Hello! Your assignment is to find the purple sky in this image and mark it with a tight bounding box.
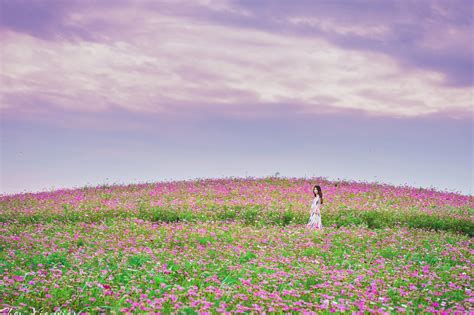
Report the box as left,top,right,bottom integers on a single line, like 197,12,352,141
1,0,473,195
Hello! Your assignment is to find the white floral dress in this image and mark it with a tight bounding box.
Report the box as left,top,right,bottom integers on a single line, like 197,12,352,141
307,195,322,229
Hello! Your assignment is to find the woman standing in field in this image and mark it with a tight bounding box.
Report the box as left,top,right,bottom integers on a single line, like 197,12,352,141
307,185,323,229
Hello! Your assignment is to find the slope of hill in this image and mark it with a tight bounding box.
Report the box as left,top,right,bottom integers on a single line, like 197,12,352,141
1,177,473,313
1,177,472,235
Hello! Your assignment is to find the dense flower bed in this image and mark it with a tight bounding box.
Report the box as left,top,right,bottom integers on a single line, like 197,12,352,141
1,177,472,234
1,177,473,313
1,220,473,314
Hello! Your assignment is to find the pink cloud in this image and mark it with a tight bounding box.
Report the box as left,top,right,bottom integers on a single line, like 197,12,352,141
1,1,472,124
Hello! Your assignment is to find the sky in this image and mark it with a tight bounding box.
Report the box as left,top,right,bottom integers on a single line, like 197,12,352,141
1,0,473,196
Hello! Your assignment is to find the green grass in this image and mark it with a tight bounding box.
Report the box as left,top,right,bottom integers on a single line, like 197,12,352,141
1,203,472,236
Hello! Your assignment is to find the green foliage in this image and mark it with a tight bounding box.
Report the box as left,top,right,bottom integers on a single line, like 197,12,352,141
241,205,260,224
26,252,71,269
150,206,180,222
239,251,257,264
1,200,472,236
216,205,238,220
324,208,473,236
282,208,294,226
127,254,151,268
380,247,399,259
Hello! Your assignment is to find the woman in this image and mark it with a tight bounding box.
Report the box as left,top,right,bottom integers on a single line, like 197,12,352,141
307,185,323,229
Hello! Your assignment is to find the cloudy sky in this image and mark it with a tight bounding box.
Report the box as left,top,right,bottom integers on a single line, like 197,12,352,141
1,0,473,195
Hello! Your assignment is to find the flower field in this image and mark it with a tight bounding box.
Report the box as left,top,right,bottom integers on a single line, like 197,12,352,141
1,177,473,314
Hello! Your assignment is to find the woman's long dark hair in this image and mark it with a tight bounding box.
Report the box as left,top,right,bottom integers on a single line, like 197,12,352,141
313,185,323,204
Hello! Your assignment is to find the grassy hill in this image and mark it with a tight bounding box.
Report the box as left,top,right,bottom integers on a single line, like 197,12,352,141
1,177,473,313
1,177,472,235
